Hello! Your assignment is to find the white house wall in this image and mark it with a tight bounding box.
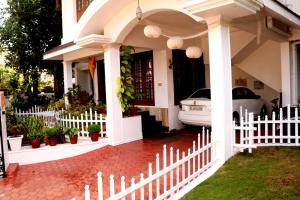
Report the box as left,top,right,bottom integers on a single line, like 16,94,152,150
238,40,282,92
153,50,169,108
232,66,279,112
61,0,77,44
75,63,91,94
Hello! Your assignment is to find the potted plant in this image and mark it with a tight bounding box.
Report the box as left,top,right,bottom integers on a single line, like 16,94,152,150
87,124,100,142
43,127,59,146
63,127,79,144
7,133,23,151
27,130,43,148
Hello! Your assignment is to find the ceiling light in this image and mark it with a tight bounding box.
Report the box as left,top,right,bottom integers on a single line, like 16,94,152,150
144,25,162,38
167,37,184,49
186,46,202,59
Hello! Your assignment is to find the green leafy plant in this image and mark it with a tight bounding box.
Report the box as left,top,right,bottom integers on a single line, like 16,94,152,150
43,127,59,138
63,127,79,137
66,85,92,106
16,116,44,137
27,130,43,140
49,98,65,111
117,46,135,113
87,124,101,133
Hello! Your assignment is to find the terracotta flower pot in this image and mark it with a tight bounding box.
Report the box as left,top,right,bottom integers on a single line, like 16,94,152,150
90,132,99,142
70,136,78,144
31,139,40,148
48,137,57,146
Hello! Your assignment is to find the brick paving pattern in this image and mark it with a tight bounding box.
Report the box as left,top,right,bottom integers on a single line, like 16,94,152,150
0,131,199,200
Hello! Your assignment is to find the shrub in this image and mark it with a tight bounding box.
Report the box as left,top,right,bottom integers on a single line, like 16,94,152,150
63,127,79,137
43,127,59,138
27,130,43,140
16,116,44,137
49,98,65,111
87,124,100,133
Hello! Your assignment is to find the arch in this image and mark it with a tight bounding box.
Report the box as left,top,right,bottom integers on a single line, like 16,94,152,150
75,0,203,43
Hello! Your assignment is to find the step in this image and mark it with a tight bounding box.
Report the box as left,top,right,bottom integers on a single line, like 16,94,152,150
6,163,19,178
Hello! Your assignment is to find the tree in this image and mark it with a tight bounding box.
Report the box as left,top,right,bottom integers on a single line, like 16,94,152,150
0,0,63,99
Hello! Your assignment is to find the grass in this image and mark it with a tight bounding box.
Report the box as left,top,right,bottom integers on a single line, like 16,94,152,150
182,147,300,200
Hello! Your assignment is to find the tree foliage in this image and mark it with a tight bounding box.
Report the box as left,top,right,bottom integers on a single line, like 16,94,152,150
0,0,62,98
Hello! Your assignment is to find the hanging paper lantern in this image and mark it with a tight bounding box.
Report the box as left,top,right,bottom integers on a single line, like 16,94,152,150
167,37,184,49
186,46,202,59
144,25,161,38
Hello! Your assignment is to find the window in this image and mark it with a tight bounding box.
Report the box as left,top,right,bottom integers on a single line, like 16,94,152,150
132,51,154,106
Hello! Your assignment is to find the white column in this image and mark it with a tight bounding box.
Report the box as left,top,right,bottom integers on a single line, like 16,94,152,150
104,44,123,145
63,61,73,105
93,65,99,104
61,0,77,44
281,42,292,106
0,91,9,171
207,16,233,163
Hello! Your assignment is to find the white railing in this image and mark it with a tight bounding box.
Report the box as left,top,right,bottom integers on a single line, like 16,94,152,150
15,106,107,139
79,129,218,200
56,109,106,138
15,106,56,127
233,105,300,153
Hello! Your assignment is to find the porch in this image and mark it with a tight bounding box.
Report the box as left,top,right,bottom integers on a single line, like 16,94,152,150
0,131,199,200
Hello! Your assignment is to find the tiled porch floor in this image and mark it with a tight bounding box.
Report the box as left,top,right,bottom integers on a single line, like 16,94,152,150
0,131,199,200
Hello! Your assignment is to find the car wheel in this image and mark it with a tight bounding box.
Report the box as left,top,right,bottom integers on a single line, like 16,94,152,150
260,105,267,120
233,112,240,126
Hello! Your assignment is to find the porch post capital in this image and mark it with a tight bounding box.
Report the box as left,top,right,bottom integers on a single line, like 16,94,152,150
205,15,231,29
104,43,121,51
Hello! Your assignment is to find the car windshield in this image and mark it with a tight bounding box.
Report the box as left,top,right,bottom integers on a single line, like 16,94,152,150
190,89,211,99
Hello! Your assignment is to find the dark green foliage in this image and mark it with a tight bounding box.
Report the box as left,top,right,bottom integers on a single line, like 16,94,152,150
63,127,79,137
15,116,44,140
43,127,59,138
27,130,43,140
0,0,63,99
11,94,52,110
67,85,93,106
87,124,100,133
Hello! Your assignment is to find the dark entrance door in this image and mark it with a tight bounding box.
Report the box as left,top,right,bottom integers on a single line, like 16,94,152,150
96,60,106,104
172,49,206,105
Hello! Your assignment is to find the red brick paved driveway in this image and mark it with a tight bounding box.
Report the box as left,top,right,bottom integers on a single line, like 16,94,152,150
0,131,199,200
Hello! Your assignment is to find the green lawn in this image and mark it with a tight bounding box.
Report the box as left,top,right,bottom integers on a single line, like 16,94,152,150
182,147,300,200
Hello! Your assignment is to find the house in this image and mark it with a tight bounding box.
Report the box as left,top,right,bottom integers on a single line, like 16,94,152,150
44,0,300,164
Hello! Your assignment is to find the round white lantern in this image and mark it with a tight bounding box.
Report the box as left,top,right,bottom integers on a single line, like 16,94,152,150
144,25,162,38
167,37,184,49
186,46,202,59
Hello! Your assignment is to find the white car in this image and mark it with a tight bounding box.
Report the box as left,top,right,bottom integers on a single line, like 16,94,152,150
178,86,266,126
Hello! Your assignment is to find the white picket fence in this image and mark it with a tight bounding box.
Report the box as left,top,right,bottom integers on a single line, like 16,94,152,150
15,106,57,127
79,129,217,200
15,106,107,139
57,109,106,138
233,105,300,153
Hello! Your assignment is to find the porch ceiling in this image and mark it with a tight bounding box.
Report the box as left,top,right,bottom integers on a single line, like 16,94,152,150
143,11,207,37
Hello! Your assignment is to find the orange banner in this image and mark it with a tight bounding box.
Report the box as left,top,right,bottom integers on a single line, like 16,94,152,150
88,56,96,80
1,93,4,111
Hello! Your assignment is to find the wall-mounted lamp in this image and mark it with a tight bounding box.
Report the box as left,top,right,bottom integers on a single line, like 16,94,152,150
168,59,173,69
